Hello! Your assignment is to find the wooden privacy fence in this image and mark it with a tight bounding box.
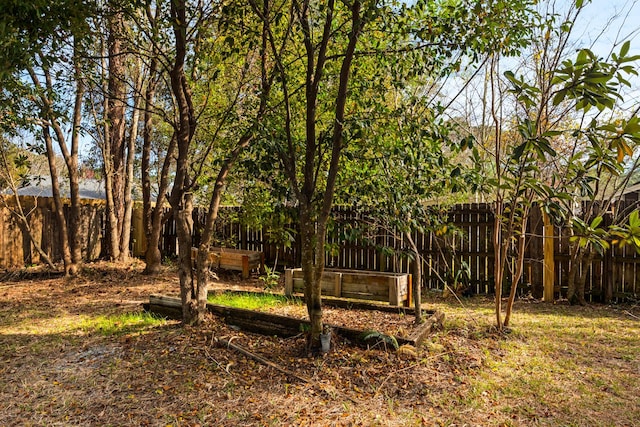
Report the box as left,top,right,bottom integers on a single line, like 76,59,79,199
0,196,103,269
3,196,639,302
136,203,639,302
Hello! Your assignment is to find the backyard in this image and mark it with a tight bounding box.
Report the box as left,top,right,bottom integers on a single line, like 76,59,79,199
0,261,638,426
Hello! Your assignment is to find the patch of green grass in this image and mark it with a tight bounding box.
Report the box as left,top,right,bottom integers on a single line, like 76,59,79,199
80,311,167,336
207,292,303,311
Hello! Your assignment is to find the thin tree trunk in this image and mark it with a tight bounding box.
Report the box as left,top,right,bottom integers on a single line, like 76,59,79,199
99,27,120,262
567,243,581,304
406,231,422,323
503,221,528,327
300,205,323,350
169,0,198,324
119,60,143,262
143,135,175,275
493,200,504,330
141,52,167,275
568,248,590,306
575,251,593,305
43,127,73,273
27,65,75,274
66,45,84,268
107,8,128,259
0,142,57,269
193,0,273,320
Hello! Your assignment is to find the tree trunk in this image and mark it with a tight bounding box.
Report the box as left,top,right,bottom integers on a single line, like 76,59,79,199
175,194,198,324
252,0,363,352
504,223,527,327
493,200,504,330
406,231,422,323
104,7,128,260
119,60,143,262
568,248,590,306
300,205,323,349
43,128,73,273
169,0,199,324
27,63,78,275
66,148,82,268
100,24,119,262
141,53,168,275
66,45,84,269
567,244,584,305
191,0,273,319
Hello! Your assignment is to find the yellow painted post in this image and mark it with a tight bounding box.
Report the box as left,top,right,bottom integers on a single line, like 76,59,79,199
543,212,555,302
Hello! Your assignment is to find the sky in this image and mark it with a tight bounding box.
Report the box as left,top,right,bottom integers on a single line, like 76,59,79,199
442,0,640,125
573,0,640,57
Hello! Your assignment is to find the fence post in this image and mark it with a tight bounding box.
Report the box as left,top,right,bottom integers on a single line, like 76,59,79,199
528,205,544,298
543,211,555,302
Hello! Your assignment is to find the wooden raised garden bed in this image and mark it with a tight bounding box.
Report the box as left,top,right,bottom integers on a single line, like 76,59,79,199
284,268,411,306
191,247,264,279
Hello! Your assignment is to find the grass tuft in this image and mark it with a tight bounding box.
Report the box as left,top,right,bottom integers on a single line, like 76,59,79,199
207,292,303,311
80,311,167,336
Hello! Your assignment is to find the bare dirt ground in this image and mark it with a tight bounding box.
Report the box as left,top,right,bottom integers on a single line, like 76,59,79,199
1,260,638,426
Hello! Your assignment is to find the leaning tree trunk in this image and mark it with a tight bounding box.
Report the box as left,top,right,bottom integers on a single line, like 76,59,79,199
43,128,72,273
0,132,57,269
5,200,56,269
192,3,272,317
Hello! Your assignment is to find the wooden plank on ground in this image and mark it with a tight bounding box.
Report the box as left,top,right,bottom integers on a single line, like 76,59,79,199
407,311,445,346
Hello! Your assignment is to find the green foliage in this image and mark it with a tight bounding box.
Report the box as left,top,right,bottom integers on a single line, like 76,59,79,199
361,330,399,350
239,184,296,254
0,0,93,79
611,210,640,254
259,266,281,290
552,42,640,112
569,216,610,255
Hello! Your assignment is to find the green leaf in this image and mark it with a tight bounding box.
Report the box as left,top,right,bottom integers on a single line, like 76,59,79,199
620,40,630,58
589,216,603,229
